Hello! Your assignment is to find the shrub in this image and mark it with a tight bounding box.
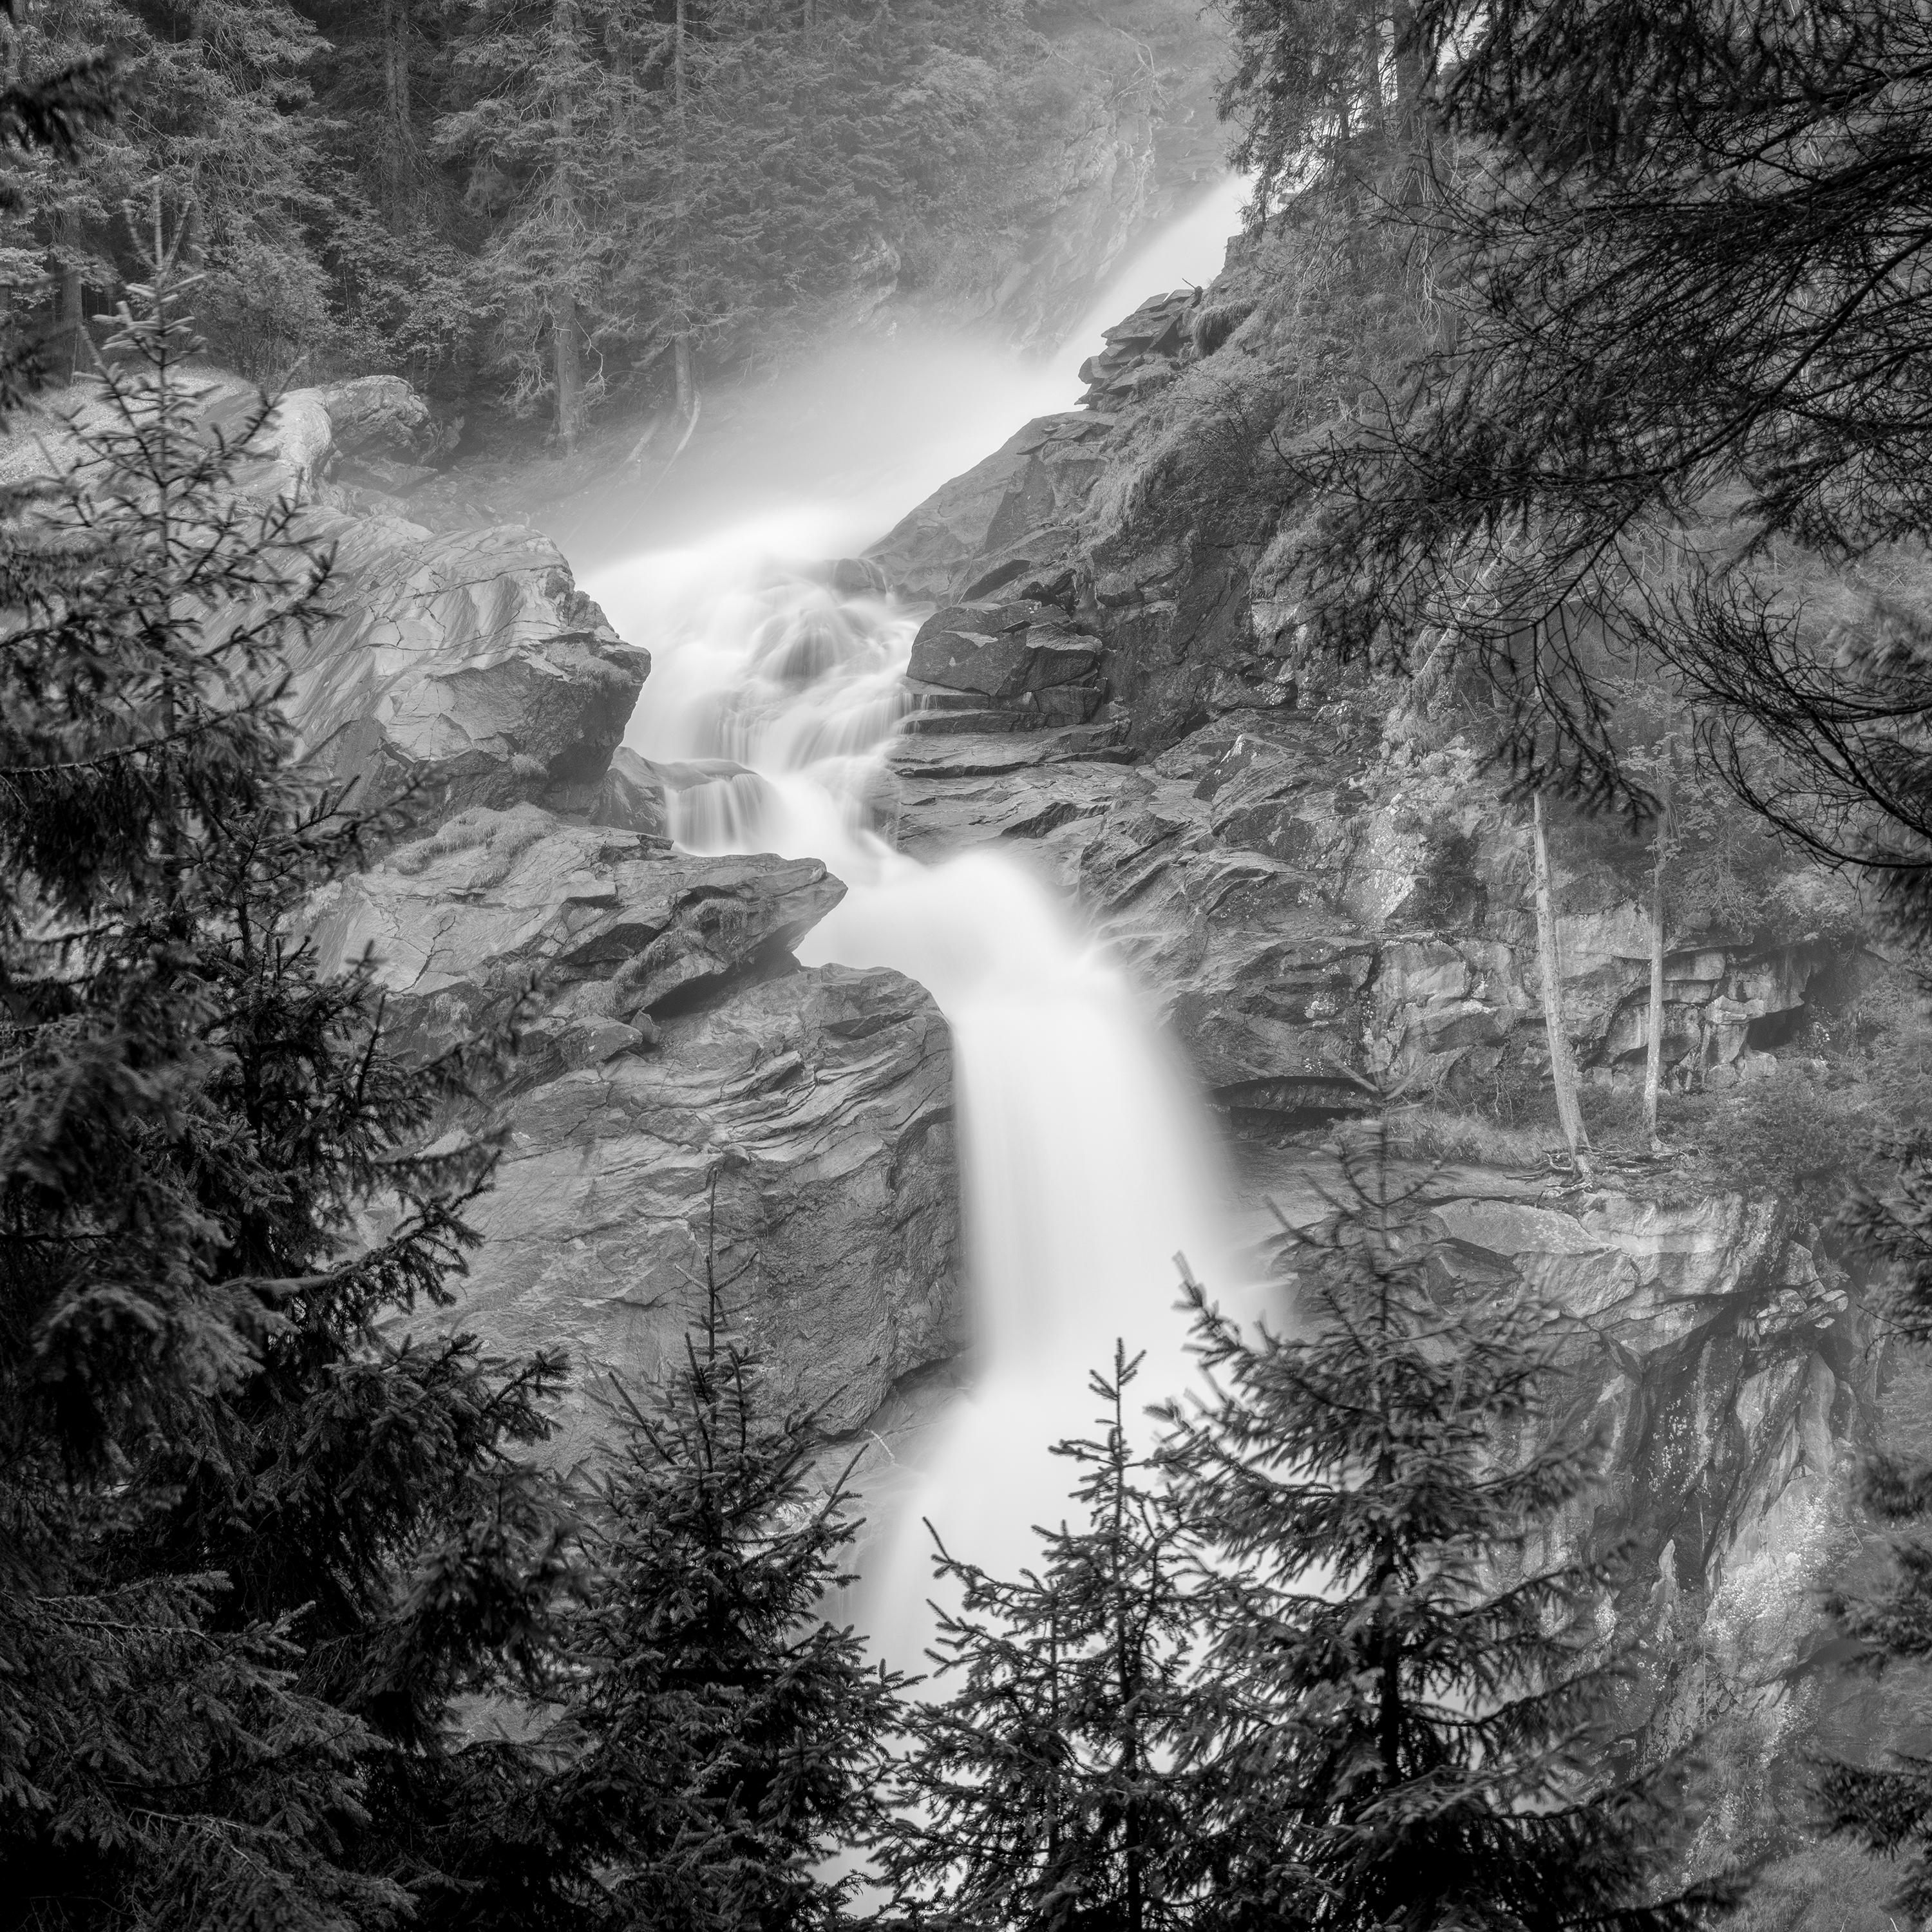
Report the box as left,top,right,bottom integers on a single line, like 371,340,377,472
1696,1070,1869,1210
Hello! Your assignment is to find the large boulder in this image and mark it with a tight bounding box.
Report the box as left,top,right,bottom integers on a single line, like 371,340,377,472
305,803,844,1050
905,597,1108,735
909,600,1102,699
443,960,958,1463
283,516,650,826
309,803,962,1457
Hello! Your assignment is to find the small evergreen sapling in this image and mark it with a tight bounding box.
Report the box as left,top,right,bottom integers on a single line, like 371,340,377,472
888,1343,1203,1932
1160,1155,1723,1932
536,1200,905,1932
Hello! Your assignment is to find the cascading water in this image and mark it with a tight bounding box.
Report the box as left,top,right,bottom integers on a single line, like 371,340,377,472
582,177,1251,1656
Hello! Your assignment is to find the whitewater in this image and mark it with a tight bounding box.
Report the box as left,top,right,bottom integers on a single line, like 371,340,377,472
583,176,1251,1656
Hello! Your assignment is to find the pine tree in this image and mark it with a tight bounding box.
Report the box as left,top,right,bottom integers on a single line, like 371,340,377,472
3,1,343,378
0,222,573,1924
513,1194,905,1932
887,1343,1204,1932
1159,1151,1722,1932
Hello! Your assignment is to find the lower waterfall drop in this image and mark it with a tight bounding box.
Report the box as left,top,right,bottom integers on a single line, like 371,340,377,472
588,554,1239,1662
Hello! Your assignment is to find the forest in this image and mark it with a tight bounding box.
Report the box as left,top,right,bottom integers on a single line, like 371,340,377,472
8,0,1932,1929
0,0,1220,449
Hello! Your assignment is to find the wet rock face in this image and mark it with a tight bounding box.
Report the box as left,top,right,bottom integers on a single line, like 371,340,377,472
1423,1184,1866,1787
231,375,970,1450
905,598,1109,735
881,706,1872,1124
306,804,844,1045
867,412,1113,605
0,365,654,837
285,517,652,829
308,802,963,1455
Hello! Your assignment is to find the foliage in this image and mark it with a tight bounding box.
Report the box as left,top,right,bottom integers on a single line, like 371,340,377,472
1209,0,1932,1906
0,230,573,1924
887,1343,1204,1932
1217,0,1428,214
1156,1151,1723,1932
0,0,1225,428
1690,1073,1873,1216
507,1213,907,1932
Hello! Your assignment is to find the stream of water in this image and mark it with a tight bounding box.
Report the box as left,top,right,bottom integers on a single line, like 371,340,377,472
582,176,1250,1657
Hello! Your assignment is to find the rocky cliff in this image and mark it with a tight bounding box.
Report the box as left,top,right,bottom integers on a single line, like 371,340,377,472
864,239,1901,1804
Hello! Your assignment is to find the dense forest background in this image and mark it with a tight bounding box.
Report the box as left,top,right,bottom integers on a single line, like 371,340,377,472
1,0,1224,450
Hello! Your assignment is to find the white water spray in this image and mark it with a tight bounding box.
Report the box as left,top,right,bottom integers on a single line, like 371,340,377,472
582,178,1250,1660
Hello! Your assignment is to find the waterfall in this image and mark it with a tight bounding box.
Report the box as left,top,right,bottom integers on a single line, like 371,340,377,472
581,177,1249,1660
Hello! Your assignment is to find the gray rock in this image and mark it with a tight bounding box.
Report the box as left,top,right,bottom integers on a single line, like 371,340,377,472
448,961,959,1463
909,600,1103,699
867,412,1111,603
306,803,846,1041
307,803,963,1454
283,516,650,828
587,745,672,839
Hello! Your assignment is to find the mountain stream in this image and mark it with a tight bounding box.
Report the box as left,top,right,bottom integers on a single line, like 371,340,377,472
582,177,1251,1659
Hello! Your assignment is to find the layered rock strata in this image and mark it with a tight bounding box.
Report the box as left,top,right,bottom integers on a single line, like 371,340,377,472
905,597,1111,736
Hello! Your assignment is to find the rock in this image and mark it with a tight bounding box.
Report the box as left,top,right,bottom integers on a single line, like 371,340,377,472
307,805,962,1455
448,961,958,1461
812,556,890,598
587,745,672,839
282,516,650,828
909,601,1103,697
1077,287,1201,408
866,412,1111,603
311,374,433,459
903,599,1108,735
306,803,845,1039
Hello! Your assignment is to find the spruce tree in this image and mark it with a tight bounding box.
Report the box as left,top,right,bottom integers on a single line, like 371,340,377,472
0,224,573,1924
887,1344,1203,1932
1159,1152,1722,1932
509,1198,905,1932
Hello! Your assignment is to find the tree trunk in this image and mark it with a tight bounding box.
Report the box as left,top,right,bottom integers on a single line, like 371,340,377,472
1643,765,1673,1150
555,290,581,455
52,202,82,379
378,0,417,225
550,0,581,454
672,0,696,426
1533,791,1595,1179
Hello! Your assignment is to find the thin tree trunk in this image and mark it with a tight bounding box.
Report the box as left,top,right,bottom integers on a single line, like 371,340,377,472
1533,791,1595,1179
672,0,696,427
551,0,580,454
52,204,82,379
1643,763,1673,1150
378,0,418,225
555,290,581,454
